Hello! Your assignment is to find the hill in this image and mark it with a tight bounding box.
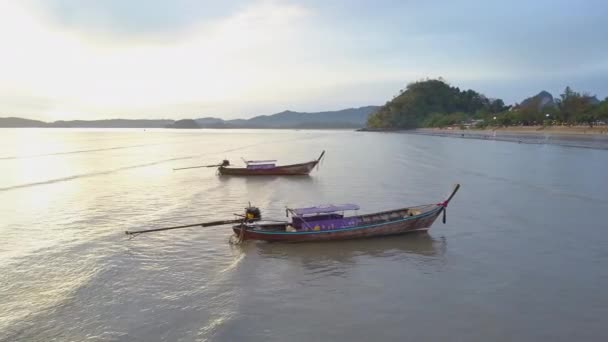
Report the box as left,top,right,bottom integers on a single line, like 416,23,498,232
236,107,377,128
0,106,379,129
195,106,378,128
48,119,173,128
165,119,200,129
0,117,48,127
364,80,608,129
518,91,556,111
366,79,505,129
195,117,228,128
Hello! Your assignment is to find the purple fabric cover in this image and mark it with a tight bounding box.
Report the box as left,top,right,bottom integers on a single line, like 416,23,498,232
292,204,360,215
246,163,276,169
293,217,360,231
246,160,277,163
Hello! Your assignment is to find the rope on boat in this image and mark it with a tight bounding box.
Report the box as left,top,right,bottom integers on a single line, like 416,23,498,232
436,183,460,224
229,223,246,245
316,150,326,171
238,224,245,243
286,208,314,230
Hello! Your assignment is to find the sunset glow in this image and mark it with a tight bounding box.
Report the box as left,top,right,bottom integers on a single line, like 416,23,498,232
1,1,607,120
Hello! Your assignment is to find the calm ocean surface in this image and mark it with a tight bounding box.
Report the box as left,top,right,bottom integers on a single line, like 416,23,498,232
1,128,607,341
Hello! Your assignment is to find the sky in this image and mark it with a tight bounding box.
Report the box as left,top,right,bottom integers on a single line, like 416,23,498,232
0,0,607,121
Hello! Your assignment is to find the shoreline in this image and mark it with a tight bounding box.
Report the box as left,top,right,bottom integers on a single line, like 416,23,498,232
423,126,608,135
409,127,608,150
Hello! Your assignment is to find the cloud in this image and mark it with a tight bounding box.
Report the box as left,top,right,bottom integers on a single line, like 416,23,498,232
0,1,495,120
1,0,426,120
0,1,332,119
1,0,607,120
33,0,247,37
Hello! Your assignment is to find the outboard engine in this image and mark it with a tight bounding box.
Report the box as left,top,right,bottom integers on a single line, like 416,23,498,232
245,206,261,221
221,159,230,167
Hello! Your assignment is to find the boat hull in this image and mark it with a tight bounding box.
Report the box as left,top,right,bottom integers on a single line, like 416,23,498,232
219,160,318,176
232,206,443,242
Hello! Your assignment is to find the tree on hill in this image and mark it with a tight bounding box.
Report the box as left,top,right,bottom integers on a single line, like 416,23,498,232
594,98,608,122
487,99,509,114
366,79,499,129
487,87,603,127
558,87,597,126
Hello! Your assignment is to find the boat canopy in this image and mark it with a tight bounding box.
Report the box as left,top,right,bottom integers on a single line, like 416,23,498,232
246,159,277,164
291,204,360,216
246,163,276,169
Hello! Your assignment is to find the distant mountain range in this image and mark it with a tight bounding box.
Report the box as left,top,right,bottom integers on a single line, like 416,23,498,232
196,106,379,128
0,117,174,128
0,106,379,129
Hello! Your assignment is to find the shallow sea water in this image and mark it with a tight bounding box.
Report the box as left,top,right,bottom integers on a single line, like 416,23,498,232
1,128,607,341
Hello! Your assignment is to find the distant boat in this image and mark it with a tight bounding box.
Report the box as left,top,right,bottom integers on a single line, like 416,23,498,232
218,151,325,176
232,184,460,242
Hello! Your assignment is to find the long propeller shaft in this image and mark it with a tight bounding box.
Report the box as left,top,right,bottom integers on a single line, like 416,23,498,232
125,218,244,236
173,164,219,171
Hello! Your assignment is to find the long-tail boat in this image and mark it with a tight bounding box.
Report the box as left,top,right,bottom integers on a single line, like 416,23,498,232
232,184,460,242
218,151,325,176
173,151,325,175
126,184,460,243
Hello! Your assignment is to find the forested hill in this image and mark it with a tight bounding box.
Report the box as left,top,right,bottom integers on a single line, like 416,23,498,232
366,79,506,129
366,79,608,129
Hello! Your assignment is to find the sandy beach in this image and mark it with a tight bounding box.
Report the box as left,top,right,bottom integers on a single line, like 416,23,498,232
411,126,608,150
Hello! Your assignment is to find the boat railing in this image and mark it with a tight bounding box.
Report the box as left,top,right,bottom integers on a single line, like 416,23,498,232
242,158,277,165
358,204,438,224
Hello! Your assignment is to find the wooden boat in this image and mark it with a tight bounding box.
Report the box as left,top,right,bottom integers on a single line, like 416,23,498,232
125,184,460,244
231,184,460,242
218,151,325,176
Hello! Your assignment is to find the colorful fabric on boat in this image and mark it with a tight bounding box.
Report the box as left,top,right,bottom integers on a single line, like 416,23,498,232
292,204,360,216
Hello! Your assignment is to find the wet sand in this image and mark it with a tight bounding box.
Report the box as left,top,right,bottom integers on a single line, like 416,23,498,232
411,127,608,150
